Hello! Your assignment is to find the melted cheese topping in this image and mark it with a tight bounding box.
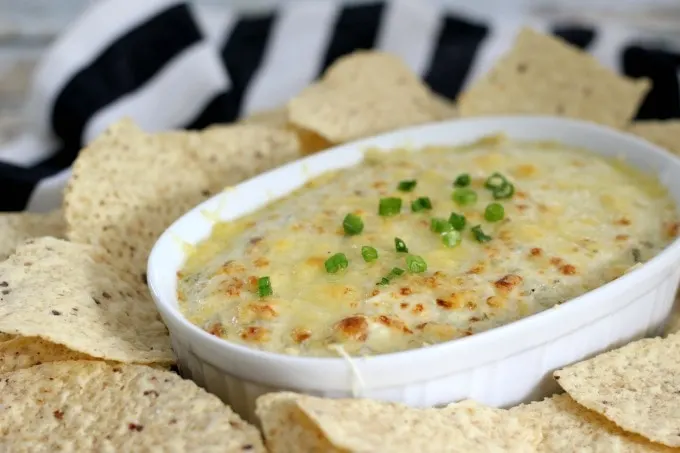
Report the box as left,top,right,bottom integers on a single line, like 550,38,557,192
177,136,679,357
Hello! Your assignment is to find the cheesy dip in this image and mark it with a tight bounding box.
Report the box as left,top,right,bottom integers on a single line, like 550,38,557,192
177,135,678,357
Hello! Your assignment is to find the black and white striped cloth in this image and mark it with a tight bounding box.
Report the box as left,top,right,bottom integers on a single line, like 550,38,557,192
1,0,679,212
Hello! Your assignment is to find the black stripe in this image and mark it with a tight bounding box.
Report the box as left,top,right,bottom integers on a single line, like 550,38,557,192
187,13,276,129
317,2,385,77
0,162,57,212
424,15,488,101
49,3,202,166
622,45,680,120
551,24,596,50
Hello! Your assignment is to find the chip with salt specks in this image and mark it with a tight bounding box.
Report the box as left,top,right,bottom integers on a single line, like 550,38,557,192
0,335,92,375
0,209,65,261
288,51,449,144
457,28,650,129
0,237,173,365
198,123,302,191
0,360,265,452
510,393,676,452
627,120,680,156
64,119,213,281
554,333,680,447
261,393,540,453
255,392,343,453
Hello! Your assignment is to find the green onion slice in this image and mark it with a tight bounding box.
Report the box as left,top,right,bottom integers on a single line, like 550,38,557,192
257,276,273,297
452,188,478,206
471,225,492,243
431,217,453,234
377,267,405,286
361,245,379,262
442,230,462,248
397,180,417,192
411,197,433,212
325,253,349,273
379,197,402,216
484,172,508,190
343,213,364,235
492,182,515,200
395,237,408,253
406,255,427,273
448,212,466,231
484,203,505,222
453,173,471,187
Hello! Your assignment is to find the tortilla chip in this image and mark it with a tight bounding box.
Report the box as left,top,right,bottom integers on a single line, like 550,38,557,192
0,237,173,365
627,120,680,156
458,28,650,129
261,393,540,452
288,51,446,144
197,123,301,191
511,394,676,452
0,360,265,451
64,119,213,280
0,335,92,375
240,107,288,128
0,209,65,261
429,93,458,120
255,392,343,453
554,333,680,447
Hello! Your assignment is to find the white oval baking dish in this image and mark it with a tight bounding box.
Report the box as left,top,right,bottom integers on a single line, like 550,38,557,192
148,116,680,422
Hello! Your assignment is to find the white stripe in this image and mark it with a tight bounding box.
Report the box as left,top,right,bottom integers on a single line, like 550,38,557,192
0,134,56,167
240,0,339,116
192,4,236,45
376,0,441,77
24,0,182,147
588,23,636,72
460,16,526,91
82,43,230,144
25,168,72,213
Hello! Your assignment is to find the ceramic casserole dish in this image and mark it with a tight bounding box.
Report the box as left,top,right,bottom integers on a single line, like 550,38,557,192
147,116,680,422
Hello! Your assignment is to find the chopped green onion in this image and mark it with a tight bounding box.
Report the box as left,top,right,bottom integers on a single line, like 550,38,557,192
257,276,273,297
454,173,471,187
492,182,515,200
379,197,402,216
325,253,349,274
361,245,379,262
471,225,492,243
484,172,508,190
442,230,462,248
395,237,408,253
377,267,405,286
397,180,417,192
431,217,453,234
406,255,428,273
343,213,364,235
484,203,505,222
448,212,466,231
452,188,478,206
411,197,433,212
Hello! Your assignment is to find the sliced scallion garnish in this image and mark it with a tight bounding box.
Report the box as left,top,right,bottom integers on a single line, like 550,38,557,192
454,173,471,187
397,180,417,192
395,237,408,253
361,245,379,262
411,197,432,212
379,197,402,216
343,213,364,235
452,188,477,206
257,276,273,297
484,203,505,222
325,253,349,273
406,255,427,273
471,225,492,243
448,212,466,231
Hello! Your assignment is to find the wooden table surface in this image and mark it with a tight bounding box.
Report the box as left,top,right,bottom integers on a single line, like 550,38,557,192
1,0,679,145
